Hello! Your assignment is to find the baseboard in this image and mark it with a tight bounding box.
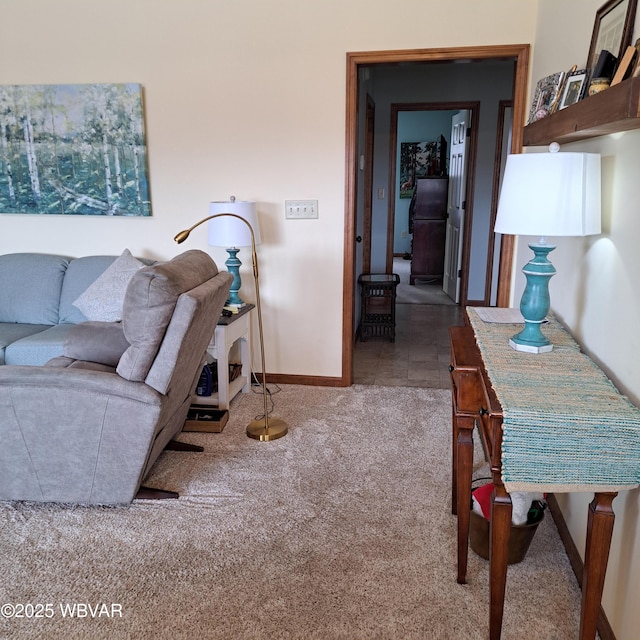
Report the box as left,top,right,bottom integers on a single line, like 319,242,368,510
547,494,616,640
254,373,348,387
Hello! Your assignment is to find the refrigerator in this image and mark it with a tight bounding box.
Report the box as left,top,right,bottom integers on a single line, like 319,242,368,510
408,177,448,285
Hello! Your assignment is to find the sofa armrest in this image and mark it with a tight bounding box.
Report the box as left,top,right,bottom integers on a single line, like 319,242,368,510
0,365,161,406
0,366,164,504
63,321,130,367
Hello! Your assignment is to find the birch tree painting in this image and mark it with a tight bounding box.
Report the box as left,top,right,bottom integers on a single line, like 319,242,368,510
0,83,151,216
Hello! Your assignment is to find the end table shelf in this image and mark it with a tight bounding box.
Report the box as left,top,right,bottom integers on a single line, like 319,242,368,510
192,304,254,410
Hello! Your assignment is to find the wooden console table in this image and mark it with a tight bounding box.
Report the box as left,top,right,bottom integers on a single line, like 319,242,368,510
449,309,640,640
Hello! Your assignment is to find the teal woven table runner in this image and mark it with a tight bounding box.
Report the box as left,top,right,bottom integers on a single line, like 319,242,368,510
467,307,640,493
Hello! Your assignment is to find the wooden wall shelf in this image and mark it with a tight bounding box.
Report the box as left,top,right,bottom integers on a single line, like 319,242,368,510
523,75,640,146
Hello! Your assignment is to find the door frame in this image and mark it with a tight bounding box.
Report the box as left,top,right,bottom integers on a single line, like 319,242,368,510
485,99,513,305
362,94,375,274
342,44,530,385
387,101,479,306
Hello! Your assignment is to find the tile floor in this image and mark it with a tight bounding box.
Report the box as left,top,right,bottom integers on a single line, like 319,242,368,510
353,301,464,389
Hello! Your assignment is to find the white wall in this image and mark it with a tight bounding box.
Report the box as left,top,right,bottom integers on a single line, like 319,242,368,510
516,2,640,637
0,0,538,379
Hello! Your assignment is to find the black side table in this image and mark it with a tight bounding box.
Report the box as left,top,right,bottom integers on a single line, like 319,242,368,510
358,273,400,342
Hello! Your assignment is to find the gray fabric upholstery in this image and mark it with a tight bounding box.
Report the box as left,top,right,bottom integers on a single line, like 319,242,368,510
63,321,130,367
117,250,219,382
0,323,50,365
59,254,154,324
0,252,155,366
0,250,232,505
145,268,231,395
4,324,77,366
0,366,162,504
0,253,70,324
58,255,122,324
47,356,118,373
72,249,145,322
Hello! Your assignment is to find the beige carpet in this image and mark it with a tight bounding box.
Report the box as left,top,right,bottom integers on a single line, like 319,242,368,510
1,385,585,639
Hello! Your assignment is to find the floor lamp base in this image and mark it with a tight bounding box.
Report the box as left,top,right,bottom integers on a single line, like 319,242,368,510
246,417,289,441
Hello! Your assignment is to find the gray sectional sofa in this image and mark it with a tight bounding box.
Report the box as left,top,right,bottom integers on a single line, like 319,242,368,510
0,251,150,365
0,250,232,505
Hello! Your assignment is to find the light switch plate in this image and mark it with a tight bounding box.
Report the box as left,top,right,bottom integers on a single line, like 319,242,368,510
285,200,318,219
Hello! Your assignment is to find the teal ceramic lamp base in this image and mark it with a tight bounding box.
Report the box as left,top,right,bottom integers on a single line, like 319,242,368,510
510,242,556,354
225,247,245,308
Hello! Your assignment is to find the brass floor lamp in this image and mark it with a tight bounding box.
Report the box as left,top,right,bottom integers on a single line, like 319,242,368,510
174,200,288,442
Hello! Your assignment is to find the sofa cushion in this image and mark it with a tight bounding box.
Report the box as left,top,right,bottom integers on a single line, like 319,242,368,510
0,323,50,365
46,355,118,373
117,250,219,383
4,324,78,366
0,253,70,325
72,249,145,322
63,321,130,367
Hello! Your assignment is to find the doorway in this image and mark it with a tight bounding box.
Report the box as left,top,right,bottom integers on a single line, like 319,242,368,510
342,45,530,385
388,103,478,303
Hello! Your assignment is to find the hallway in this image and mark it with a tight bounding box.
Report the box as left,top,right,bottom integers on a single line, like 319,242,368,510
353,269,464,389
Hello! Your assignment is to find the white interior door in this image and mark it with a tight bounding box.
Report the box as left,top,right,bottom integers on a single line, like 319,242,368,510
443,110,469,303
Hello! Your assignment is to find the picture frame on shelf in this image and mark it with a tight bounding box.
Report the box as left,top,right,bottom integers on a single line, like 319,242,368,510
611,44,637,84
631,38,640,77
558,69,588,109
586,0,638,72
527,71,565,123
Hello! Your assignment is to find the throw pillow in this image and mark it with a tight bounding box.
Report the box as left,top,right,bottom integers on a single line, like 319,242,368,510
72,249,144,322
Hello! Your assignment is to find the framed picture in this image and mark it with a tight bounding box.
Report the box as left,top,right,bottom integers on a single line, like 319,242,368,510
399,136,447,198
631,37,640,77
586,0,638,71
0,83,151,216
610,44,637,84
558,70,588,109
527,72,565,123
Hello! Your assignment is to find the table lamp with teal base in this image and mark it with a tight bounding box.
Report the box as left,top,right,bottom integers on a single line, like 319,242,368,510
223,247,244,308
509,241,556,353
208,197,262,309
494,143,601,354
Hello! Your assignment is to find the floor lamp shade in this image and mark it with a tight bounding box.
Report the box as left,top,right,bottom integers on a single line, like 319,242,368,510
208,199,261,308
494,145,601,353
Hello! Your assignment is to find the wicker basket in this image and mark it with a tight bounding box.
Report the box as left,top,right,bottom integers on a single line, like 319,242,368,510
469,508,543,565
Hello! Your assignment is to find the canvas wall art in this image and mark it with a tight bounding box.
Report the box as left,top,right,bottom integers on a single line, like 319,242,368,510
0,83,151,216
399,136,448,198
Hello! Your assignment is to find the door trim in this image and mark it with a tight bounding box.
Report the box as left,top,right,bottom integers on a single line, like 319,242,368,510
485,99,513,305
362,94,375,273
343,44,530,386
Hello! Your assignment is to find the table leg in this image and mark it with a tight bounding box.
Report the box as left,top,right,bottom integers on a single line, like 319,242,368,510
215,328,230,410
579,492,617,640
451,394,458,515
239,334,251,394
456,416,474,584
489,483,512,640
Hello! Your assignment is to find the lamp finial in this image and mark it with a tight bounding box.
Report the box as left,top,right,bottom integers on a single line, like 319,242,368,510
230,195,236,203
